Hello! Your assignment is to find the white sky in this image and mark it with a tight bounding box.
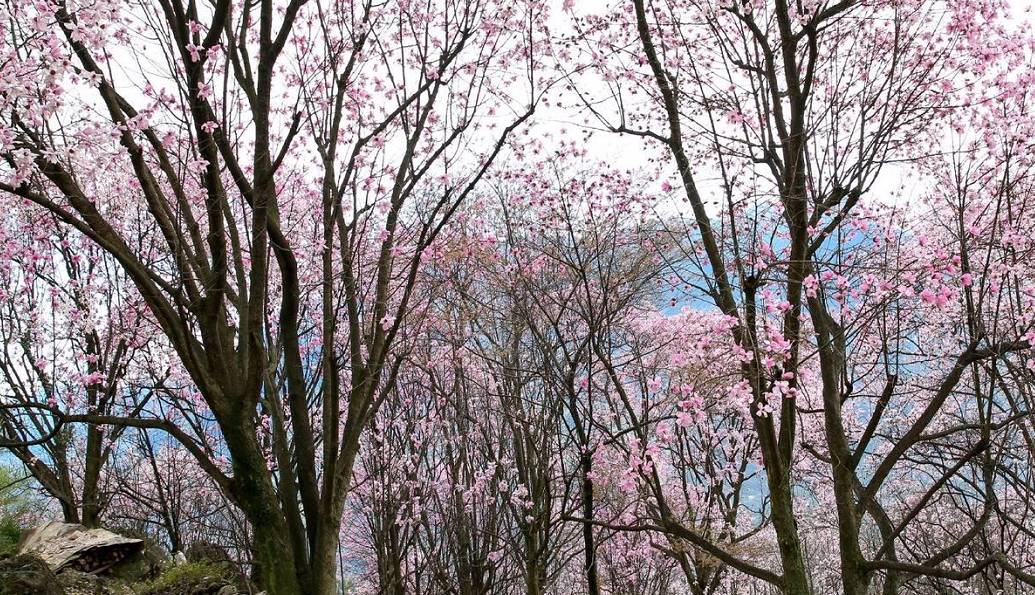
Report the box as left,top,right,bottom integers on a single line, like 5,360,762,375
534,0,1035,215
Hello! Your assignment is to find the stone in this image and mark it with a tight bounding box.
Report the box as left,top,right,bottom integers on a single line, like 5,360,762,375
108,536,169,582
56,569,135,595
184,541,231,566
18,522,144,574
0,553,62,595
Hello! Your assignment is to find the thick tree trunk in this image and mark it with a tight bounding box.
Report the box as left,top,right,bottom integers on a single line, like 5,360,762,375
309,527,342,595
768,477,811,595
58,498,80,525
223,420,306,595
251,522,304,595
309,438,364,595
831,487,870,594
81,425,103,528
523,526,545,595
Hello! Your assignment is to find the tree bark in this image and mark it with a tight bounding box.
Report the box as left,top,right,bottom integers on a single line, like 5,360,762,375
581,453,601,595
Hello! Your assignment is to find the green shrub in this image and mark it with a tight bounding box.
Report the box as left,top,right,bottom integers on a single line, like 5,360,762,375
0,516,21,557
133,560,235,595
0,463,32,557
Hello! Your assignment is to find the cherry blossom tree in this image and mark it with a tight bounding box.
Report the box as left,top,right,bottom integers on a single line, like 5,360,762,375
565,0,1035,592
0,0,546,591
0,213,162,527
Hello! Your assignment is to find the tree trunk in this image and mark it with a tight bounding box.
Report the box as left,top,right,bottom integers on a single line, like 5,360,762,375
81,424,103,528
251,523,304,595
223,420,306,595
524,526,544,595
309,438,364,595
581,453,601,595
309,523,344,594
768,476,811,595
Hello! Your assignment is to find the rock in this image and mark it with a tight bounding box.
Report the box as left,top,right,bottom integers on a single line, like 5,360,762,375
180,541,249,591
108,551,154,583
184,541,231,566
0,553,62,595
108,536,169,582
18,522,144,574
172,551,187,566
56,569,135,595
